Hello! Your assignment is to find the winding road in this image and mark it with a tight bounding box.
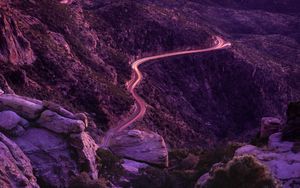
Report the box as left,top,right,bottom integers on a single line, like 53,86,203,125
101,36,231,148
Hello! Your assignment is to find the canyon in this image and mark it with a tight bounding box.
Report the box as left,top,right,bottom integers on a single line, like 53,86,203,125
0,0,299,187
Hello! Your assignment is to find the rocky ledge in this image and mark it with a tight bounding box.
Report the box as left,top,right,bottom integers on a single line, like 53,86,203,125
196,102,300,188
0,93,99,187
235,133,300,187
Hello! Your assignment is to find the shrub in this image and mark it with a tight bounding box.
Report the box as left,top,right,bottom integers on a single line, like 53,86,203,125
202,155,280,188
96,149,124,179
69,172,108,188
195,142,243,176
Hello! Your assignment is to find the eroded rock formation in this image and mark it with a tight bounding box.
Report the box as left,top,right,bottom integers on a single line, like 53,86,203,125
0,9,36,65
0,93,99,187
0,132,39,188
235,133,300,187
196,113,300,188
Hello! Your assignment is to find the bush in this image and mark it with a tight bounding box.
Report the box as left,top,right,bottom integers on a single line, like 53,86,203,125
69,172,108,188
203,155,280,188
195,142,244,176
96,149,124,179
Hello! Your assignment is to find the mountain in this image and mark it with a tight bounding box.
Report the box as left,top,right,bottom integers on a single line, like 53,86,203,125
0,0,299,187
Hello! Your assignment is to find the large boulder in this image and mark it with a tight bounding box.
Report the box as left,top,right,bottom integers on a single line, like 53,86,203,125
13,128,79,188
37,110,85,134
69,132,99,179
0,132,39,188
0,94,44,119
109,129,169,167
235,133,300,187
260,117,282,139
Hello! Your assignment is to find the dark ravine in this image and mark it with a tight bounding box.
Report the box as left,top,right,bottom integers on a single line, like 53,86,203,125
102,37,231,148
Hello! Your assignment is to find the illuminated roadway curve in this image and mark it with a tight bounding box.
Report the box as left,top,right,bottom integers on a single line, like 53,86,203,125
101,36,231,148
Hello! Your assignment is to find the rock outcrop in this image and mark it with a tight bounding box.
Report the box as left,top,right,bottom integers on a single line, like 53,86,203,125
0,9,36,65
260,117,282,139
0,132,39,188
69,132,99,179
14,128,79,187
0,93,99,187
37,110,85,134
235,133,300,188
0,94,44,120
121,159,149,176
196,113,300,188
110,129,169,167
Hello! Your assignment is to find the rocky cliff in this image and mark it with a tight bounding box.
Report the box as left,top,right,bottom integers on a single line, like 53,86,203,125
0,91,170,187
0,93,99,187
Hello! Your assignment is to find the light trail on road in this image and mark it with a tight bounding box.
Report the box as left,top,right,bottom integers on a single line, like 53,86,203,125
101,36,231,148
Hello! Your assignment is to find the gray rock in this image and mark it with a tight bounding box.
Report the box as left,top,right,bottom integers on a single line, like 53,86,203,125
195,173,210,188
43,100,77,119
260,117,282,139
69,132,99,179
37,110,85,134
0,132,39,188
269,133,294,152
121,159,149,175
0,94,44,119
13,128,79,188
235,133,300,188
0,110,28,131
283,179,300,188
43,101,89,127
110,129,169,167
